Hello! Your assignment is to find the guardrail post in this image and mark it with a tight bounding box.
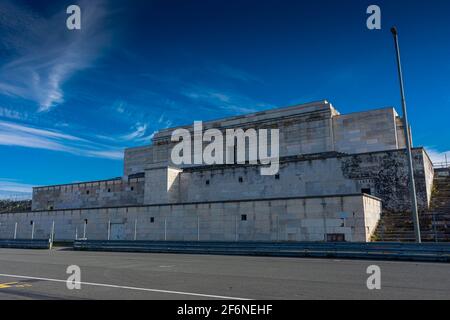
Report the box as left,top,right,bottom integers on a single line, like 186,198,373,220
164,218,167,241
31,221,34,240
235,215,238,242
14,222,17,239
277,216,280,242
75,227,78,240
107,220,111,240
83,219,87,239
197,216,200,241
51,221,55,245
134,218,137,241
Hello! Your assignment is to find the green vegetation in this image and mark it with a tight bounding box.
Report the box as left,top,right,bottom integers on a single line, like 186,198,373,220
0,200,31,214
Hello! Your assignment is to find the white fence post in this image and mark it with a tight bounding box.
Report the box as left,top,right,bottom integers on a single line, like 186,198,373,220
235,215,238,242
83,220,87,239
51,221,55,243
31,221,34,240
277,216,279,242
197,216,200,241
164,218,167,241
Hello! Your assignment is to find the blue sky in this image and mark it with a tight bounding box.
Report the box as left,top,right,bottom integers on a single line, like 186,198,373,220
0,0,449,198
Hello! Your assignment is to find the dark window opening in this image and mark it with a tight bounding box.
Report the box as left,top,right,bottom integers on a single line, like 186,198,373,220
327,234,346,242
206,180,210,185
275,174,280,180
241,214,247,221
131,186,134,191
150,217,155,223
128,172,145,180
107,188,111,193
238,177,243,183
86,190,90,195
84,219,88,224
361,188,371,195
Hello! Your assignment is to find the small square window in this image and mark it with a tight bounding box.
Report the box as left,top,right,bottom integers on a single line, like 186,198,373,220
150,217,155,223
241,214,247,221
206,180,210,185
275,174,280,180
86,190,90,195
131,186,134,191
107,188,111,193
238,177,243,183
327,233,345,242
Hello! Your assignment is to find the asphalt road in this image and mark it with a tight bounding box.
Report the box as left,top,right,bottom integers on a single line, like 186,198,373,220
0,248,449,300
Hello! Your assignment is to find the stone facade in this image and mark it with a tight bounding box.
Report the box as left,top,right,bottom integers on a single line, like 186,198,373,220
32,177,144,211
154,148,432,212
125,101,406,173
0,194,381,242
5,100,437,242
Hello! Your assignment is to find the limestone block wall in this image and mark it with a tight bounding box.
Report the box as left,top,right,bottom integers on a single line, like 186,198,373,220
124,145,153,177
363,196,382,237
32,178,144,211
422,149,434,207
176,156,357,203
124,104,407,177
149,102,336,169
154,148,432,212
1,194,381,242
340,148,433,212
333,108,404,154
143,167,182,205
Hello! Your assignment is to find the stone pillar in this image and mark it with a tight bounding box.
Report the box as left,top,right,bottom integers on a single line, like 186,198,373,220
144,166,182,205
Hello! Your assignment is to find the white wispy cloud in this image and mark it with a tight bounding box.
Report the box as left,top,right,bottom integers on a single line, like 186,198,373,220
114,100,126,114
0,0,110,112
119,123,149,141
183,86,273,114
0,120,124,160
0,106,28,121
0,179,33,200
208,63,262,83
426,147,450,165
158,114,173,128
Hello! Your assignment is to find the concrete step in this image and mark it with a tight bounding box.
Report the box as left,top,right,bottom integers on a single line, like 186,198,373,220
373,175,450,242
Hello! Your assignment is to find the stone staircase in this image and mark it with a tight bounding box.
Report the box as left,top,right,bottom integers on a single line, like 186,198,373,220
373,168,450,242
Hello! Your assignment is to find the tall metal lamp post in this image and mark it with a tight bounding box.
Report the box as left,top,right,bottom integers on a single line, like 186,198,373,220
391,27,421,243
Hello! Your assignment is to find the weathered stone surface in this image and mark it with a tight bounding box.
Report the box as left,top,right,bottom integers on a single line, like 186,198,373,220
23,101,437,242
0,194,380,242
32,177,144,211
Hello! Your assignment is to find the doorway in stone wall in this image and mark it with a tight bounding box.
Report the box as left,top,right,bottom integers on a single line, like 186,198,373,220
110,223,126,240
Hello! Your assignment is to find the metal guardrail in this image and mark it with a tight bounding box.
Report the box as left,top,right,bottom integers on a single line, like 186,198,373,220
434,161,450,169
0,239,51,249
73,241,450,262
